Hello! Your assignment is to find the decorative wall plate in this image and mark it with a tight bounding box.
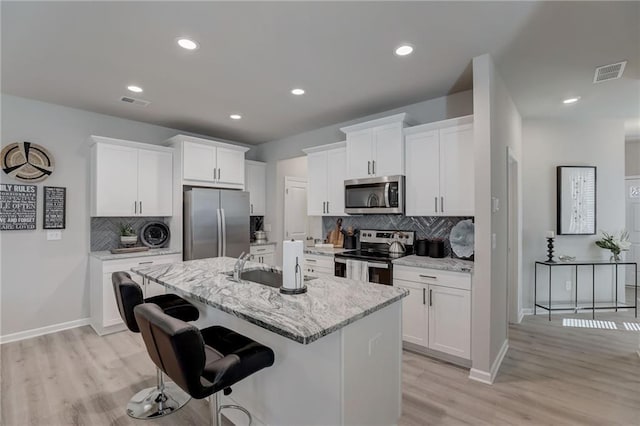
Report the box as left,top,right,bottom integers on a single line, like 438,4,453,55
1,141,54,182
450,219,475,259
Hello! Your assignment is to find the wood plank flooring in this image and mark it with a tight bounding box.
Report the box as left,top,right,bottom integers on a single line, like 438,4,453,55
2,308,639,425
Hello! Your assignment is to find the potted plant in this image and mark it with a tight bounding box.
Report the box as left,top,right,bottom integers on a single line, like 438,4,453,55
119,223,138,247
595,230,631,262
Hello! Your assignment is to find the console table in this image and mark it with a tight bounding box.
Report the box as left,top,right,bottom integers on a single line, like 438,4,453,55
534,260,637,321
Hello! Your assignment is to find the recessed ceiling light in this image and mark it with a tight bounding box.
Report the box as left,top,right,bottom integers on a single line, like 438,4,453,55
230,114,242,120
395,44,414,56
291,88,305,96
127,85,143,93
177,38,199,50
563,97,581,104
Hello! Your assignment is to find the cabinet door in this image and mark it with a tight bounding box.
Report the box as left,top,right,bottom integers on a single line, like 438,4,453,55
137,149,173,216
405,130,440,216
394,280,428,347
439,124,474,216
260,253,275,266
102,274,124,327
216,147,245,185
245,161,266,215
307,151,328,216
183,142,216,182
326,147,347,216
373,122,404,177
428,285,471,359
94,144,139,216
346,129,373,179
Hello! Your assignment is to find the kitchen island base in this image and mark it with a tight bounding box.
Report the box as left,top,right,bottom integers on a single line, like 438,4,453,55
187,297,402,426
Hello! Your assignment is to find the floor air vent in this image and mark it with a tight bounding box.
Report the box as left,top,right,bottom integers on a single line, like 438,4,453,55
593,61,626,83
120,96,150,107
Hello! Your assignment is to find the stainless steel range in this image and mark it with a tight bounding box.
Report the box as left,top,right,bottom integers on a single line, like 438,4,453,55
334,230,415,285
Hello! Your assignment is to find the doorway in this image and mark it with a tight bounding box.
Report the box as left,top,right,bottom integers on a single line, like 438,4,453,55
507,148,521,324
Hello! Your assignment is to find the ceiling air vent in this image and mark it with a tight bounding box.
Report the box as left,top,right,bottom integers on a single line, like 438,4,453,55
593,61,626,83
119,96,150,107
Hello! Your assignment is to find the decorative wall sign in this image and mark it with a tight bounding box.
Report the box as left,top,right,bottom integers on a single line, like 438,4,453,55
0,184,37,230
557,166,596,235
1,141,54,182
43,186,66,229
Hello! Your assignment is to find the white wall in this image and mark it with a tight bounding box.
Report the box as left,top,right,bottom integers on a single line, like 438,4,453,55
626,138,640,176
0,94,243,337
471,54,522,381
522,119,626,309
252,90,474,261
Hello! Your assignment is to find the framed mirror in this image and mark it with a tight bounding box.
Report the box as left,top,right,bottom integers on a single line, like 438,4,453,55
557,166,596,235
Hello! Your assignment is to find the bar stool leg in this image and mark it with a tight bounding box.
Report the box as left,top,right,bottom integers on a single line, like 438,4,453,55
210,393,221,426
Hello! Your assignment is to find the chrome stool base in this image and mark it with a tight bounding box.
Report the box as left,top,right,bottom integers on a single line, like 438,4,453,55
210,393,252,426
126,371,191,419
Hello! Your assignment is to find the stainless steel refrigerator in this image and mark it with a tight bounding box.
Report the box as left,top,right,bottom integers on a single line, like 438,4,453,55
183,187,250,260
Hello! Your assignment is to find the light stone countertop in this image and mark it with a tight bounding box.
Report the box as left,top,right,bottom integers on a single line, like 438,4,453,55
90,248,182,261
392,255,474,273
132,257,407,344
304,247,351,257
250,241,278,247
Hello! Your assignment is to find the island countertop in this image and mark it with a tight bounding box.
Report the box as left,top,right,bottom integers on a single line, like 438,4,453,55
131,257,407,344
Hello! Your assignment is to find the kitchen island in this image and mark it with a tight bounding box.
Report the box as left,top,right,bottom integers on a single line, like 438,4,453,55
132,257,407,426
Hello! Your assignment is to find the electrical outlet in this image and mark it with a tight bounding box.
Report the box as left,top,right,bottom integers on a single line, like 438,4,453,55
47,230,62,240
565,280,572,291
492,197,500,213
492,233,497,249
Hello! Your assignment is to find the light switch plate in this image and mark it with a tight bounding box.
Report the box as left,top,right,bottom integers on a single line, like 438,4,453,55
47,230,62,240
492,197,500,213
492,233,497,249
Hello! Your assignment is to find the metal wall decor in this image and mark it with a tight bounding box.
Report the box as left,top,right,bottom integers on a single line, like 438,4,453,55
1,141,55,182
43,186,66,229
557,166,596,235
0,183,37,230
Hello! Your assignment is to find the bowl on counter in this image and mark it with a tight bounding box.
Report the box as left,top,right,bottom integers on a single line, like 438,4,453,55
254,230,267,242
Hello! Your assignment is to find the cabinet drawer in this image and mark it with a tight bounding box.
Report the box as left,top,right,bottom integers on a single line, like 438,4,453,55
304,254,334,270
393,265,471,291
101,254,182,274
250,245,275,256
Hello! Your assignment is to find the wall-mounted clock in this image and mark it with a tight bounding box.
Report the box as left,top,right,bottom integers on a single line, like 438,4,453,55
1,141,54,182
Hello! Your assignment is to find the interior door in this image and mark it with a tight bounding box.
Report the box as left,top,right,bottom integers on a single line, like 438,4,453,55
183,142,216,182
284,177,308,241
626,178,640,286
307,151,328,215
95,143,138,216
327,147,347,216
217,147,245,185
439,124,474,216
346,129,373,179
405,130,440,216
373,122,404,177
221,190,250,258
137,149,172,216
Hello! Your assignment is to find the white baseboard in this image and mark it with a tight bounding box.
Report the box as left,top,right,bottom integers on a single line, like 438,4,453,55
469,339,509,385
0,318,90,344
519,308,533,321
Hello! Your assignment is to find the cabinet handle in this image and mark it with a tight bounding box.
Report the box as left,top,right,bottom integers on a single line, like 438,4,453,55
139,201,142,215
419,274,437,279
256,248,266,252
434,197,438,213
138,261,153,265
251,204,253,214
326,201,330,213
372,160,376,175
440,196,444,213
423,288,426,305
368,161,371,175
218,168,221,181
134,201,137,215
306,259,317,262
323,201,326,214
429,289,433,306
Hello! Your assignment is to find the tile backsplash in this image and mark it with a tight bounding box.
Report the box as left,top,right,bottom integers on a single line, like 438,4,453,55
322,215,473,257
91,217,169,251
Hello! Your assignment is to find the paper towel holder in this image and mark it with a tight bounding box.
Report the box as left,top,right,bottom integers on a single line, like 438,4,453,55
279,255,307,295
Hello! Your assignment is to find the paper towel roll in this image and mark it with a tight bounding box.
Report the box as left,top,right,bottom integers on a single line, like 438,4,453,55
283,239,304,289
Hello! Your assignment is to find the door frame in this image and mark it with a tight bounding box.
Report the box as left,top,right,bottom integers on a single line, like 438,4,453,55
506,147,522,324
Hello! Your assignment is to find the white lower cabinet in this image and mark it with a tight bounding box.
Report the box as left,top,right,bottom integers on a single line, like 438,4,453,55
393,265,471,360
304,254,335,276
90,253,182,336
250,244,276,267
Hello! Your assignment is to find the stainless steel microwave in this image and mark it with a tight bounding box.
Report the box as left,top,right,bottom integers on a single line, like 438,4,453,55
344,175,405,214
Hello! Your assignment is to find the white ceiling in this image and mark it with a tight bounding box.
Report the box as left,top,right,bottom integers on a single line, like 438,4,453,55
2,1,638,144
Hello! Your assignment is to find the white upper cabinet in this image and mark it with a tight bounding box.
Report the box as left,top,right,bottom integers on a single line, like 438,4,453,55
341,114,406,180
245,160,267,216
90,136,173,217
404,116,474,217
167,135,249,189
303,142,347,216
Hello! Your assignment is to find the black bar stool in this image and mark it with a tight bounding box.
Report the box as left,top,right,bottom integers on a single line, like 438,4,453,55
112,271,200,419
134,302,275,426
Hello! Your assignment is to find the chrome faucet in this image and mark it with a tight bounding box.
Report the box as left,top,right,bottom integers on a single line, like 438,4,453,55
233,252,253,281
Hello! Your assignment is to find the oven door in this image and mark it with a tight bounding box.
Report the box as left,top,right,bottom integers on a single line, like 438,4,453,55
335,258,392,285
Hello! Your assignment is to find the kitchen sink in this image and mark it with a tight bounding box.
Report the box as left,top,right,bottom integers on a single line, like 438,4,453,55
225,268,315,289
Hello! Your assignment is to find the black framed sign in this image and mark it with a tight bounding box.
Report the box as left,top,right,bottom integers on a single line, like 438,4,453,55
557,166,596,235
43,186,66,229
0,183,37,230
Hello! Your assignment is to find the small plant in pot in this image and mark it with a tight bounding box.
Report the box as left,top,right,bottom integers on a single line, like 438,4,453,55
119,223,138,247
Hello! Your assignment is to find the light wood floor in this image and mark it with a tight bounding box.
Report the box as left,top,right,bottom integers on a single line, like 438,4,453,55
2,308,639,425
